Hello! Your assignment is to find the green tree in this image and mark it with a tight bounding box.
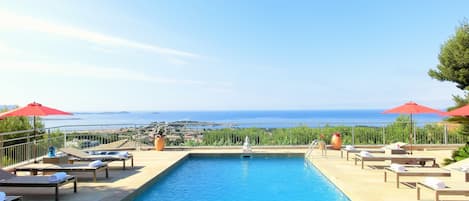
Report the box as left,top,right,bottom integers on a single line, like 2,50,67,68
428,21,469,135
385,115,412,144
0,108,32,133
1,106,44,166
428,21,469,90
0,106,45,146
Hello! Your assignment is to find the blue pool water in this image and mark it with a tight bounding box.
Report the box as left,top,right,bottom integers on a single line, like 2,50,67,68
133,156,350,201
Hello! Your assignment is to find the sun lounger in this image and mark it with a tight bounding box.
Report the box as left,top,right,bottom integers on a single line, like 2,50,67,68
416,181,469,201
14,162,109,182
354,153,436,169
0,192,22,201
60,148,133,170
341,143,408,160
384,167,451,188
340,148,385,160
0,196,23,201
87,139,129,151
4,196,23,201
84,139,153,151
0,169,76,201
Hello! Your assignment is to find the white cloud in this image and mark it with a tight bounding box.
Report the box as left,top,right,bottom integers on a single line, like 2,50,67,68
0,61,202,85
0,61,234,94
0,41,21,55
0,10,199,60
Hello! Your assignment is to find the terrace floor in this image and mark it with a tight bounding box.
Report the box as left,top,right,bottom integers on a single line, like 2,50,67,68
1,147,306,201
0,147,457,201
307,149,456,201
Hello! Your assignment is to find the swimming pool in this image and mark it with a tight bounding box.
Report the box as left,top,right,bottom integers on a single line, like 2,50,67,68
132,155,350,201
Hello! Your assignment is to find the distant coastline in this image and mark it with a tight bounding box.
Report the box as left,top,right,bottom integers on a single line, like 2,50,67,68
73,111,130,115
40,110,445,129
0,105,16,110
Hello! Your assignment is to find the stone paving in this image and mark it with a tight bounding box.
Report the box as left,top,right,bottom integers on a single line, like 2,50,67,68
1,148,306,201
0,147,459,201
1,151,188,201
307,149,458,201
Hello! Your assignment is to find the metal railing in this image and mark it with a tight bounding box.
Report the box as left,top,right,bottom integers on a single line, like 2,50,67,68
0,121,468,168
305,140,318,157
0,124,149,168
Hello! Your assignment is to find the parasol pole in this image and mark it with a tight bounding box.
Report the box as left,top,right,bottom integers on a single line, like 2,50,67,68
33,115,38,163
410,113,413,155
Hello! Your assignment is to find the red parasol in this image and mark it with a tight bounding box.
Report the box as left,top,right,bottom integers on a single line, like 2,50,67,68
0,102,71,117
383,102,443,154
446,104,469,116
0,102,72,162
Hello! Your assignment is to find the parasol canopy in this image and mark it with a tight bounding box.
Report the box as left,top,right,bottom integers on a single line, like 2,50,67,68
446,104,469,116
0,102,72,162
383,101,442,154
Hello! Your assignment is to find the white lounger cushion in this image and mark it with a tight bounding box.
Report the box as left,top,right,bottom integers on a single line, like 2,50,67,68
460,164,469,172
117,151,129,158
424,177,446,189
360,151,373,157
0,192,5,201
48,172,67,183
390,163,406,172
88,160,104,167
345,145,355,151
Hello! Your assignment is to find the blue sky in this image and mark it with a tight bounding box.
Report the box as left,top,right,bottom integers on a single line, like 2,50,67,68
0,1,467,111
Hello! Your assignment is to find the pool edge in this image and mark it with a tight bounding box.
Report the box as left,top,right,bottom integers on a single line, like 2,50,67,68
120,153,190,201
306,156,355,201
305,158,352,200
123,152,348,201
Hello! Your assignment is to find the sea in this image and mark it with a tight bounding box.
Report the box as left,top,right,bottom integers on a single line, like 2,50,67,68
41,110,444,129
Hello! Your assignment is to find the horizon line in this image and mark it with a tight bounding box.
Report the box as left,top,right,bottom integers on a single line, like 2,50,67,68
67,108,434,113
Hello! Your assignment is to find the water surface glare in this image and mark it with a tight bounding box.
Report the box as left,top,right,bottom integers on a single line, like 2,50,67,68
133,156,350,201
